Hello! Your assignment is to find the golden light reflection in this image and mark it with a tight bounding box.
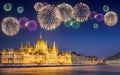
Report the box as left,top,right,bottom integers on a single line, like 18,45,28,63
0,67,73,75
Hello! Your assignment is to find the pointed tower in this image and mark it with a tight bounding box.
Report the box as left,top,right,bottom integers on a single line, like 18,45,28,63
20,41,24,51
46,40,48,47
53,41,56,50
28,41,30,46
46,40,47,45
52,41,58,54
34,41,36,47
40,33,42,39
21,41,23,47
26,41,27,46
26,41,29,46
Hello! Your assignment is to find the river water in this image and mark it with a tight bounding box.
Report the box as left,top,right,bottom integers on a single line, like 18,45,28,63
0,65,120,75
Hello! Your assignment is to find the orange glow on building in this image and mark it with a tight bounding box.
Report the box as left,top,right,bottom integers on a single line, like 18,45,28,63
1,34,72,64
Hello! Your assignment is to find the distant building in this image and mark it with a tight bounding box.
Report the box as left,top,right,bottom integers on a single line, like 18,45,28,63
71,52,99,65
105,52,120,64
1,34,72,64
105,60,120,64
71,52,84,64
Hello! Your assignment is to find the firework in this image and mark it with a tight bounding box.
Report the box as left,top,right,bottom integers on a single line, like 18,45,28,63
37,5,61,30
3,3,12,12
104,11,118,26
64,19,74,28
71,21,80,29
19,17,29,28
55,3,73,22
89,11,97,20
64,19,80,29
94,13,104,22
17,6,24,13
103,5,109,12
34,2,43,11
43,2,49,8
25,20,38,31
93,23,99,29
1,17,20,36
73,2,90,22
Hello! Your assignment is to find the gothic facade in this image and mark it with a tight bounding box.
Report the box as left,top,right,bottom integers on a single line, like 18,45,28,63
1,34,72,64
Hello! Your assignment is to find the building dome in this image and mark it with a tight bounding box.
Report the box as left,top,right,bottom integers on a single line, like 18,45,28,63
35,34,47,50
36,39,46,46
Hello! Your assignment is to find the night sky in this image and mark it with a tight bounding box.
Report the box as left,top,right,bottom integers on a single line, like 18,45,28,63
0,0,120,58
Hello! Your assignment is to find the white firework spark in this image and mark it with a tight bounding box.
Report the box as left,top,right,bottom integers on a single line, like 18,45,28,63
37,5,61,30
1,17,20,36
104,11,118,26
55,3,73,22
73,2,90,22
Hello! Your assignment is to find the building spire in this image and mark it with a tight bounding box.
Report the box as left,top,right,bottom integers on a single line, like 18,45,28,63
53,41,56,49
40,33,42,39
34,41,36,47
26,41,29,46
21,41,23,47
46,40,47,45
28,41,30,46
46,40,48,48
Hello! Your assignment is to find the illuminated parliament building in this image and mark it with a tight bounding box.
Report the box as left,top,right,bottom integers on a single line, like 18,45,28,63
1,34,72,64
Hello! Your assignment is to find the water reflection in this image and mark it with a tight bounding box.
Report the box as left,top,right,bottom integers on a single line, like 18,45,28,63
0,65,120,75
0,67,73,75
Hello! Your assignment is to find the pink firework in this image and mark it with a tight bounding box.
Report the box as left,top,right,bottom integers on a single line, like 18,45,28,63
43,2,49,8
19,17,29,28
89,11,97,20
95,13,104,22
25,20,38,31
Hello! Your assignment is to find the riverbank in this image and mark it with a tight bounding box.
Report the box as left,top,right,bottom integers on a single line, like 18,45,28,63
0,65,120,75
0,64,103,68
